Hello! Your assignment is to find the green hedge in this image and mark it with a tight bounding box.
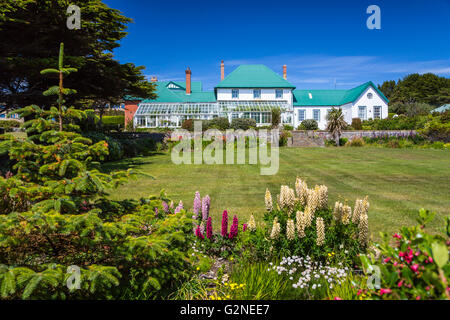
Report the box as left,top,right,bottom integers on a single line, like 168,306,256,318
0,120,21,132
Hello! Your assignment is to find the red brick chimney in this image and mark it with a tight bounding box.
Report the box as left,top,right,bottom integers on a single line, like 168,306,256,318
185,67,191,95
220,60,225,81
283,65,287,80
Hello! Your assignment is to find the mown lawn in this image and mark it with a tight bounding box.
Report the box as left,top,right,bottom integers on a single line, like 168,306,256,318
104,147,450,238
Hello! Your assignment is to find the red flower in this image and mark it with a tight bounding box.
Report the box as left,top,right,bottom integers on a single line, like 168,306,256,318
379,288,392,296
393,233,402,239
383,257,391,263
410,264,419,273
334,297,342,300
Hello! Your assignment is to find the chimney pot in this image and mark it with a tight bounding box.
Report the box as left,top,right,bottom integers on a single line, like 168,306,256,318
283,65,287,80
185,68,191,95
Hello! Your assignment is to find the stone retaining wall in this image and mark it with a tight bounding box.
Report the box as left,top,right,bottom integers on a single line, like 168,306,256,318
288,130,417,147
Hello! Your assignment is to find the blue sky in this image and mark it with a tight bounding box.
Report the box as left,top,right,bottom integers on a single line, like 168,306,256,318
104,0,450,90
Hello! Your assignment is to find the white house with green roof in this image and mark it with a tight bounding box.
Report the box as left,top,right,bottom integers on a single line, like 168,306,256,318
131,63,388,129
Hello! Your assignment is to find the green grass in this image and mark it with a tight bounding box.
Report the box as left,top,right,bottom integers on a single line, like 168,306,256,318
104,147,450,238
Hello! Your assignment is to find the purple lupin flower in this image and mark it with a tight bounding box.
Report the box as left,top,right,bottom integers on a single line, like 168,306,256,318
206,217,213,240
162,201,169,213
202,195,210,221
195,225,204,240
221,210,228,238
193,191,201,220
154,207,159,217
229,215,238,239
243,223,247,232
169,201,174,210
174,200,183,214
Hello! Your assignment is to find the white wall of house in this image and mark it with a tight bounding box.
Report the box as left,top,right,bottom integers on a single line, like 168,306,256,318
293,86,388,130
293,106,333,130
350,86,388,121
216,88,293,104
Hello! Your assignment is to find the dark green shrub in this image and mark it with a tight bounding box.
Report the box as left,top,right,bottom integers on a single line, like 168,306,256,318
204,117,230,131
83,132,124,161
279,130,292,146
271,108,281,127
181,119,194,131
298,119,318,130
0,120,21,132
283,124,294,131
231,118,257,130
351,118,362,130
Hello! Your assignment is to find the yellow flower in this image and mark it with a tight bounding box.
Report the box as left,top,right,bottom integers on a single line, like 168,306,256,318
196,267,200,271
230,257,234,261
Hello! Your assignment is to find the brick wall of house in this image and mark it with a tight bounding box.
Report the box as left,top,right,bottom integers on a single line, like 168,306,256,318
124,102,139,126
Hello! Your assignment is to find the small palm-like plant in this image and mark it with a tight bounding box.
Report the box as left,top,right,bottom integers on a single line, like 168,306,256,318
326,107,347,146
40,43,77,131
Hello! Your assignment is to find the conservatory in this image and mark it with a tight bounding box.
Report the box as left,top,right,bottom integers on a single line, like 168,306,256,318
134,100,293,128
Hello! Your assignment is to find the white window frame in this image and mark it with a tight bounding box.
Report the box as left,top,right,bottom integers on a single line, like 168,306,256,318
313,109,320,122
275,89,283,99
298,109,306,122
373,106,381,119
358,106,367,120
232,89,239,99
253,89,261,99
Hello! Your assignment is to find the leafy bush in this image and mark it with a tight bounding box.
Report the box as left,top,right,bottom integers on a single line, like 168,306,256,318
360,209,449,300
271,108,281,127
298,119,318,130
101,115,124,132
204,117,230,131
0,120,21,132
279,130,291,147
283,124,294,131
345,137,365,147
351,118,362,130
246,179,368,265
181,119,194,131
231,118,257,130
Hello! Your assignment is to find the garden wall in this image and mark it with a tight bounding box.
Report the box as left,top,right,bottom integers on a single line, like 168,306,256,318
288,130,417,147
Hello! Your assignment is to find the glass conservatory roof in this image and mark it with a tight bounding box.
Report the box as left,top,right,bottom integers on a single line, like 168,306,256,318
135,101,292,116
136,103,220,115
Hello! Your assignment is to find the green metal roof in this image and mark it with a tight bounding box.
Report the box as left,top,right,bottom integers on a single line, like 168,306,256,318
293,81,389,106
141,81,216,103
432,104,450,113
215,65,296,88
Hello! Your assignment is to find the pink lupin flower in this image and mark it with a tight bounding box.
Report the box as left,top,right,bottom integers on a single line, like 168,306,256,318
334,297,342,300
206,217,213,240
410,264,419,273
229,215,238,239
393,233,402,239
398,280,403,288
243,223,248,232
221,210,228,238
195,225,204,240
383,257,391,263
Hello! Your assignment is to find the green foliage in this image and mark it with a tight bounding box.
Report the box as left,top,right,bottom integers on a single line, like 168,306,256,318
204,117,230,131
279,130,291,147
298,119,318,130
380,73,450,107
360,209,449,300
230,118,257,130
0,120,21,132
0,0,156,111
326,107,347,146
389,102,434,117
345,137,365,147
271,108,281,127
351,118,362,130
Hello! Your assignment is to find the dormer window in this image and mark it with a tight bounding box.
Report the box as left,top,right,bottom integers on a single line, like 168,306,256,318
276,89,283,99
167,83,181,89
253,89,261,99
232,89,239,99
